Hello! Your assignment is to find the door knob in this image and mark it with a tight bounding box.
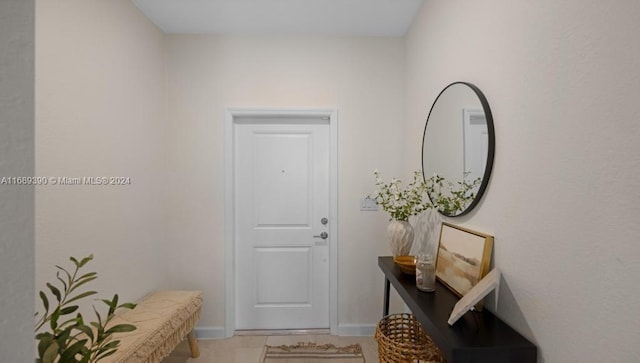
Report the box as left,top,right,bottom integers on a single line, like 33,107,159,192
313,232,328,239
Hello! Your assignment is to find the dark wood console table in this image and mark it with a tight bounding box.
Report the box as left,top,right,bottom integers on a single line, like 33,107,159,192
379,256,536,362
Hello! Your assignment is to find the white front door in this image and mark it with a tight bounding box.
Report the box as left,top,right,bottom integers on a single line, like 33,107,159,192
234,119,330,330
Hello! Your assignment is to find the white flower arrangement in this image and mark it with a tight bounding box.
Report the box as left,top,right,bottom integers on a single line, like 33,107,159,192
371,170,433,221
426,172,481,216
372,170,482,219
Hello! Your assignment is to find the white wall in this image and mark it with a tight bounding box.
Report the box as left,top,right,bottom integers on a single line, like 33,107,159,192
405,0,640,361
0,0,35,360
31,2,640,360
165,35,406,332
35,0,168,305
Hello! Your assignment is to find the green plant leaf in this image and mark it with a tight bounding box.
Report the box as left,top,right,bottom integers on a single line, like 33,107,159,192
39,290,50,314
57,316,80,330
68,275,97,294
79,353,92,363
50,308,61,331
95,340,120,360
94,347,118,362
55,327,72,350
35,331,53,340
36,332,54,357
37,255,137,363
65,290,98,305
117,302,136,310
42,340,59,363
56,265,73,286
47,283,61,303
74,323,94,343
92,306,105,338
76,272,97,281
105,324,136,335
56,272,68,294
60,305,79,316
59,339,88,362
108,294,118,316
78,254,94,268
98,340,120,352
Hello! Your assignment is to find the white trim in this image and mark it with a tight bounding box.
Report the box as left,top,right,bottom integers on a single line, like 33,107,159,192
224,107,339,338
224,109,235,338
337,324,377,337
194,326,227,340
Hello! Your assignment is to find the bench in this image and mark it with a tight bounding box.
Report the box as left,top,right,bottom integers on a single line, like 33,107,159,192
102,290,203,363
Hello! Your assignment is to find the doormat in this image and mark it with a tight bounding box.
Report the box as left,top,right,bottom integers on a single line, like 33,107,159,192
261,342,366,362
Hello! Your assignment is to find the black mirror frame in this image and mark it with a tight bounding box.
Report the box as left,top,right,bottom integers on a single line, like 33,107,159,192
421,81,495,217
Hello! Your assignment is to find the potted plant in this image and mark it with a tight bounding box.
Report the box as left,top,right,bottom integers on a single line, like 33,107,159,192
35,255,137,363
371,170,482,255
372,170,434,256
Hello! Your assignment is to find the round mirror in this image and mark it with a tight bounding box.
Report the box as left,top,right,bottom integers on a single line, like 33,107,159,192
421,82,495,217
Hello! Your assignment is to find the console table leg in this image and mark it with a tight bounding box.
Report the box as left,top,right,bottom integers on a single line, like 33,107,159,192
383,277,390,317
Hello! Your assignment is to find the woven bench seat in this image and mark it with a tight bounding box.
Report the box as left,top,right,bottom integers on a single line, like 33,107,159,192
102,290,203,363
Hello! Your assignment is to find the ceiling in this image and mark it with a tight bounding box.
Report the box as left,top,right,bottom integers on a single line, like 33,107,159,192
132,0,425,37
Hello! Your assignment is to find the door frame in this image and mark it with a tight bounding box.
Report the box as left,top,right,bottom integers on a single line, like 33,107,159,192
224,107,338,337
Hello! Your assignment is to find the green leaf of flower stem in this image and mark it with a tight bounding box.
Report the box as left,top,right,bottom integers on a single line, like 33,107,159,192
105,324,136,335
92,306,105,338
109,294,118,316
39,291,49,314
66,291,98,305
50,308,61,331
56,272,68,293
36,332,54,357
93,339,120,362
59,305,79,316
59,339,88,362
78,254,93,268
79,353,92,363
69,256,80,267
68,275,97,295
75,323,95,343
56,265,73,287
55,327,72,350
94,346,118,362
57,315,81,330
97,340,120,353
76,272,97,281
117,303,136,310
47,283,61,303
41,341,59,363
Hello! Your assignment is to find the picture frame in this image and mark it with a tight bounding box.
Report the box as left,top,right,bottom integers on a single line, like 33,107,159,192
448,268,500,325
436,222,493,309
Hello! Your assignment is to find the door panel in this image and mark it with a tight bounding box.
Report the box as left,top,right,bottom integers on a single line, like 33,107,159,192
254,247,312,306
253,133,311,227
235,121,329,330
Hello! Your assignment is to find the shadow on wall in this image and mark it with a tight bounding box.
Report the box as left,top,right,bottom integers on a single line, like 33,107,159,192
485,275,543,363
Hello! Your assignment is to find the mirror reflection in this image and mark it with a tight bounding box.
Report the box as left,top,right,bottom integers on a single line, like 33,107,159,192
421,82,494,217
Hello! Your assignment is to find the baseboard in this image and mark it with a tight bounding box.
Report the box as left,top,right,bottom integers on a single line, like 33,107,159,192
195,324,375,338
337,324,376,336
194,326,226,340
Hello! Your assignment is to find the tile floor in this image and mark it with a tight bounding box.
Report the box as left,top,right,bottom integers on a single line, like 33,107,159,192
162,334,379,363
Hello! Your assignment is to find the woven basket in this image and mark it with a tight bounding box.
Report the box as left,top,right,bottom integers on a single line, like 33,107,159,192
375,313,445,363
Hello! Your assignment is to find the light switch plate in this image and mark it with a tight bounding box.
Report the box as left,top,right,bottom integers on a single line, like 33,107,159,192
360,197,379,211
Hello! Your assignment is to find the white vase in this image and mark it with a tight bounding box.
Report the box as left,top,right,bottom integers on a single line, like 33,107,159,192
387,220,414,256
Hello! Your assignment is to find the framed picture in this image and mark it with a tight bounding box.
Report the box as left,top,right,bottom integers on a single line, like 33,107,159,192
436,223,493,308
448,268,500,325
